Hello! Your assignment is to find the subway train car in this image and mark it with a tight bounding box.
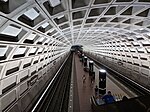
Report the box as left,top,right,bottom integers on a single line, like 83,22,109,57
0,0,150,112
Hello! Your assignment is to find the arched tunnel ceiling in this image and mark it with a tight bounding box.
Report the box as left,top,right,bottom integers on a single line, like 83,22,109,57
0,0,150,59
0,0,150,48
0,1,150,111
39,0,150,47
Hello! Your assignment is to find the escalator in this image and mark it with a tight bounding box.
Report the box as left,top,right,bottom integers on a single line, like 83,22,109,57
91,95,150,112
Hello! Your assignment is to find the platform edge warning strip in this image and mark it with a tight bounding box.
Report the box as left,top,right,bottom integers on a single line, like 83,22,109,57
73,54,80,112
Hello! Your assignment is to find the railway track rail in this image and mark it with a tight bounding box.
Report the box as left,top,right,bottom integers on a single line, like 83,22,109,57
31,53,73,112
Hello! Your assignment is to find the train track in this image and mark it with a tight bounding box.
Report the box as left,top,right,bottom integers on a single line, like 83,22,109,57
31,53,73,112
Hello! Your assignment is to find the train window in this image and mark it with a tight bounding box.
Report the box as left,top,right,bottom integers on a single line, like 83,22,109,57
18,8,44,27
0,24,26,42
0,0,26,14
13,47,27,58
24,33,39,44
37,22,52,33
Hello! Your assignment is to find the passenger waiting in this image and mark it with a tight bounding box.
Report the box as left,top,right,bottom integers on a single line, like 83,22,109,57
94,85,98,96
122,96,128,101
82,74,86,84
102,91,116,104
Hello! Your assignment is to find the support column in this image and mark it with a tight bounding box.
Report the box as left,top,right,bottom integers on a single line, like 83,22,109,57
83,56,87,67
89,61,94,78
99,69,106,95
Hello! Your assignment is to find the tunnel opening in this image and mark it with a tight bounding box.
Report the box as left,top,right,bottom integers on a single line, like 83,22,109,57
70,45,83,53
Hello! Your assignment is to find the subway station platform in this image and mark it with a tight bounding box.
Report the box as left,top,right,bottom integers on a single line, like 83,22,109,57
72,53,137,112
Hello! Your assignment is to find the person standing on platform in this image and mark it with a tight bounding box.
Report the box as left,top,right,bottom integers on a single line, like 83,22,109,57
90,76,93,84
102,91,116,104
94,85,98,96
122,96,128,101
82,74,86,84
91,74,95,84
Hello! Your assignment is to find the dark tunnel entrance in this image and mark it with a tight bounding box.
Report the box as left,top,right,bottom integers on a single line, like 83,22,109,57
70,45,83,53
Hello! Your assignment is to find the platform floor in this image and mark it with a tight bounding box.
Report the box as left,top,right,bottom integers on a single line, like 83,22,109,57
74,54,93,112
73,54,137,112
93,62,136,101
